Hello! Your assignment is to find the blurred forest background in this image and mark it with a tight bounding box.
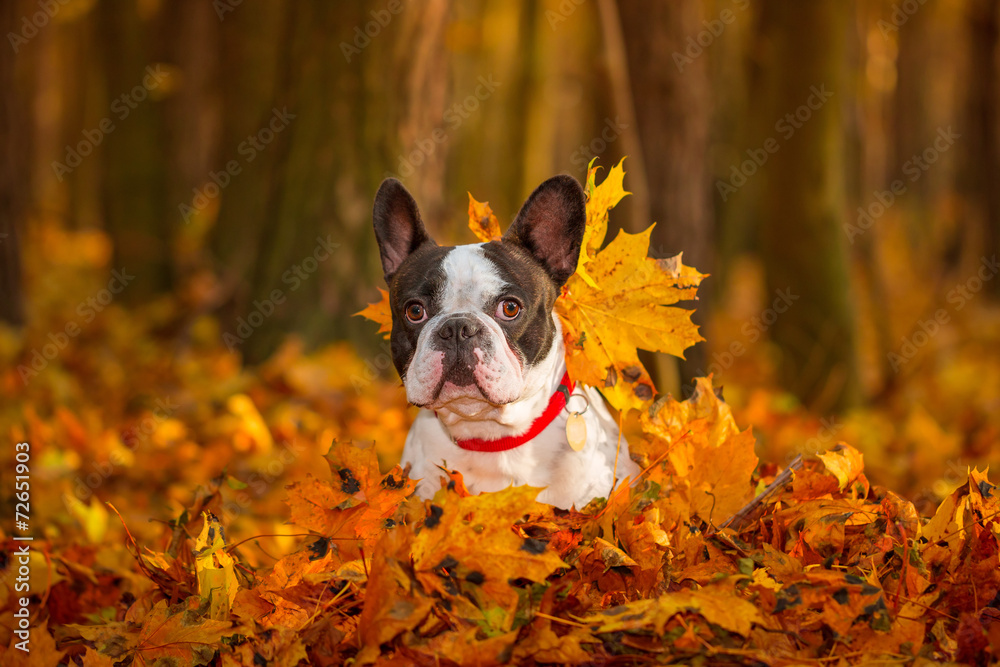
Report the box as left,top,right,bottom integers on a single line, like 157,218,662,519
2,0,999,502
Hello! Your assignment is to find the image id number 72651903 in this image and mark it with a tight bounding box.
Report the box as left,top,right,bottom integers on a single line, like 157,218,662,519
13,441,33,653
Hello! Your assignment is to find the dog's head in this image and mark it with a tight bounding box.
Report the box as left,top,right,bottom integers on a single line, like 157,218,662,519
373,175,585,412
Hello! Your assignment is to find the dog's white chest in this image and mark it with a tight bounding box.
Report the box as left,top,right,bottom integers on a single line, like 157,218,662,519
400,384,639,509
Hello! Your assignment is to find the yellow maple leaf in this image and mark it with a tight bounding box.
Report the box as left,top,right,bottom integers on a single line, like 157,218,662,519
193,512,239,620
557,232,704,412
468,193,502,242
556,158,704,412
640,377,758,525
581,587,762,637
817,444,868,495
578,157,630,286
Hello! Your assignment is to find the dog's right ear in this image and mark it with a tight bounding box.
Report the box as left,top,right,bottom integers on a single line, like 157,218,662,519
503,175,586,287
373,178,433,280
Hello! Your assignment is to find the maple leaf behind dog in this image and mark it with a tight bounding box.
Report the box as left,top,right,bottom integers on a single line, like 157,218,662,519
557,159,705,412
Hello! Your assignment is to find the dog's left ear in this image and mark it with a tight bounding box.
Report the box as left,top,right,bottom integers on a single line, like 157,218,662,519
373,178,434,281
504,175,586,287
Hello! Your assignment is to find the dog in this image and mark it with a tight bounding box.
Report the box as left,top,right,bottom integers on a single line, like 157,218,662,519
372,174,639,509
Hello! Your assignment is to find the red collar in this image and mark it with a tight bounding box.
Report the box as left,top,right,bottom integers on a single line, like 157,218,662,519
449,372,574,452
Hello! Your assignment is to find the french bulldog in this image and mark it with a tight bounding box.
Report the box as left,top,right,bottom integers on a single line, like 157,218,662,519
372,175,639,509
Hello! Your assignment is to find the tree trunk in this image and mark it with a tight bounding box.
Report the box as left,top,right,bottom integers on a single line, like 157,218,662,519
0,0,27,326
965,0,1000,296
616,0,714,393
757,0,860,413
97,0,173,299
211,1,416,363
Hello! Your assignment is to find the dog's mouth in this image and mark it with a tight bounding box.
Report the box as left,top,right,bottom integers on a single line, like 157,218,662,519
410,375,516,410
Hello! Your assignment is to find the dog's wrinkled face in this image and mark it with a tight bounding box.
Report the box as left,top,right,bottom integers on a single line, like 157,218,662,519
372,176,586,412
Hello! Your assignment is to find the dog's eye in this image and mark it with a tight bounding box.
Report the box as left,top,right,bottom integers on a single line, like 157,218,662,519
497,299,521,320
405,302,427,323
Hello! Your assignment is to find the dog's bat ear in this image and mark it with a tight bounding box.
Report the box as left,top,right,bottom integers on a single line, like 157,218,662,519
504,175,586,287
373,178,433,280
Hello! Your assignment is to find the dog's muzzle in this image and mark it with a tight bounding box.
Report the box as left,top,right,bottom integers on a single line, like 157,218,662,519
433,314,490,387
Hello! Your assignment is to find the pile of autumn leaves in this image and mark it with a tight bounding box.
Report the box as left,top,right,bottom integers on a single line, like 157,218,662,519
58,384,1000,665
7,162,1000,665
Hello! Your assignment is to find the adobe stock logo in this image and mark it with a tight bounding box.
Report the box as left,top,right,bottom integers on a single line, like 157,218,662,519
682,287,799,397
671,0,750,73
385,75,500,180
179,107,296,224
223,236,340,351
545,0,586,30
716,84,833,202
51,66,170,182
877,0,929,38
570,117,629,169
843,126,959,244
7,0,72,53
888,255,999,372
18,269,135,384
339,0,409,63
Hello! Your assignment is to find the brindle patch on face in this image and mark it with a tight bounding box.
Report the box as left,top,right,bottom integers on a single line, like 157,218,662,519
480,240,560,366
387,243,451,377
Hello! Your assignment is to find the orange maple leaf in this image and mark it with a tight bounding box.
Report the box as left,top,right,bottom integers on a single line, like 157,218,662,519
285,440,415,549
135,599,232,665
468,193,502,242
411,486,565,614
355,287,392,339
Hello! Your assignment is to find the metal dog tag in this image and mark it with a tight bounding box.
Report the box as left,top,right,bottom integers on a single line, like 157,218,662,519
566,412,587,452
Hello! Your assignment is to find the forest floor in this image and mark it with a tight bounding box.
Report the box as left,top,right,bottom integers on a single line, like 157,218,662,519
1,214,999,665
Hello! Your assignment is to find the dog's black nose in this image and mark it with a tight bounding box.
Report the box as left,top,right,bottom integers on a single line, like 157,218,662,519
437,315,482,342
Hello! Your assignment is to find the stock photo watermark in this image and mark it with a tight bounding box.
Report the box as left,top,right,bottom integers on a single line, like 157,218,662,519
17,269,135,385
222,236,340,351
888,254,999,372
71,396,180,501
51,66,170,182
351,339,396,394
672,0,750,73
213,0,253,21
716,84,833,202
11,440,32,653
844,126,959,243
219,439,308,523
385,75,501,180
878,0,929,38
687,287,800,387
7,0,72,54
545,0,586,30
570,116,629,169
914,458,973,507
179,107,296,224
340,0,409,62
